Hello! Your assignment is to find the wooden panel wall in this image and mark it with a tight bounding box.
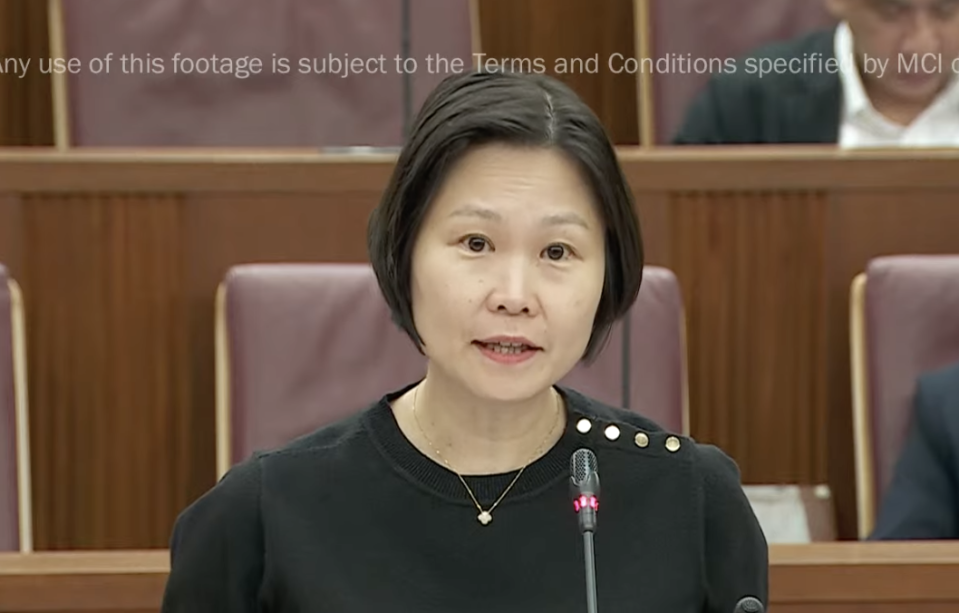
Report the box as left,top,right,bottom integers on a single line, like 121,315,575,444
2,150,959,547
624,152,959,538
20,193,191,548
477,0,640,145
664,190,830,478
0,0,54,146
0,156,395,549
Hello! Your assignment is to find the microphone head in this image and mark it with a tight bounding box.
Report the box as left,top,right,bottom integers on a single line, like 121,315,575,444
570,448,600,491
570,448,600,531
732,596,764,613
570,448,601,527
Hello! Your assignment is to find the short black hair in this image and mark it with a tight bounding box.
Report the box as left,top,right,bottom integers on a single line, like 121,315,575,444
367,69,644,361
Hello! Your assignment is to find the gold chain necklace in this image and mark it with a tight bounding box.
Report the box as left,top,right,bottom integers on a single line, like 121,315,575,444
412,386,562,525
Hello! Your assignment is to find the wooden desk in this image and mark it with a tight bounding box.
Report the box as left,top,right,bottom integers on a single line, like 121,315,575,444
0,550,166,612
1,543,957,612
771,542,959,612
2,148,959,547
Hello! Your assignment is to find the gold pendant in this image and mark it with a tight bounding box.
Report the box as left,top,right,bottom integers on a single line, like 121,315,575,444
478,511,492,525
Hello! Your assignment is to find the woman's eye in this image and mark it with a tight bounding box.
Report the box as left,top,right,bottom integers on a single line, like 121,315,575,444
466,236,489,252
544,244,569,261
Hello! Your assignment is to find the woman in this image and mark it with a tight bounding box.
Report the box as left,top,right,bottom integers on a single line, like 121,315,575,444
161,70,768,612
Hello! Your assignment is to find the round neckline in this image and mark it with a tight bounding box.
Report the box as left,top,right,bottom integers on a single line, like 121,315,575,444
363,382,587,507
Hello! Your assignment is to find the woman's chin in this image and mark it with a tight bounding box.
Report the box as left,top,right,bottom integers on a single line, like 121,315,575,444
460,373,556,406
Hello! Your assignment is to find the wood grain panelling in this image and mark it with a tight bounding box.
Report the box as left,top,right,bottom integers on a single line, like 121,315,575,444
0,196,23,272
20,193,189,549
631,191,670,265
477,0,640,145
0,0,54,146
0,149,958,547
666,191,829,483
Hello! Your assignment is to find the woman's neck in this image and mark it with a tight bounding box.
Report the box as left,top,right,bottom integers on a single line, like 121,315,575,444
395,372,566,476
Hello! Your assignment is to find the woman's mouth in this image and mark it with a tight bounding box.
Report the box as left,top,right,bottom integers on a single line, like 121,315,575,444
473,338,542,364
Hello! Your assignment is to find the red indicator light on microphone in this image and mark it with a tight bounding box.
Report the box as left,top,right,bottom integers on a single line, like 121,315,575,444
574,495,599,512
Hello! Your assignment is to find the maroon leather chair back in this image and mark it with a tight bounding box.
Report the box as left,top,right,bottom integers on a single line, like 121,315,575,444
0,265,30,552
852,255,959,536
59,0,473,147
217,263,687,473
216,264,428,476
561,266,687,434
650,0,836,143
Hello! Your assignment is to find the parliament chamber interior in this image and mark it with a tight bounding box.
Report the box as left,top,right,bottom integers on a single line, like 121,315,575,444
2,0,959,611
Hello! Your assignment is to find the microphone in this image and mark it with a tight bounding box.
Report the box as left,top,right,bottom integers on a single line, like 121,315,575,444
571,448,600,532
570,448,600,613
733,596,764,613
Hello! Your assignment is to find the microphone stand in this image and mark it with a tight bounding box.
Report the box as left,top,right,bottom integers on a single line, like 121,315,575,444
583,529,599,613
572,448,601,613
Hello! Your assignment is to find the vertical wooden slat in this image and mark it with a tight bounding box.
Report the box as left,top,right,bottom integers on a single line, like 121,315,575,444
0,0,55,146
667,190,829,485
634,0,654,147
22,194,186,549
0,196,23,273
47,0,70,150
469,0,483,57
477,0,640,145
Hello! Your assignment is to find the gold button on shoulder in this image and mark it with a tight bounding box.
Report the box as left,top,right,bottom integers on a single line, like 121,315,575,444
576,418,592,434
665,436,681,452
604,424,621,441
633,432,649,448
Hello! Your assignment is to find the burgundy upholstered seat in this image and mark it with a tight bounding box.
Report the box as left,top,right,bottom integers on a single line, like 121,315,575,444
851,255,959,537
215,263,688,475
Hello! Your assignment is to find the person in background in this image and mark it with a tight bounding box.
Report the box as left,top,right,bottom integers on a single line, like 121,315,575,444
871,360,959,539
160,69,768,612
673,0,959,147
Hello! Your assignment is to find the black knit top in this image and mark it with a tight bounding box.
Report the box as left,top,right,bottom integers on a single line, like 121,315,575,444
161,384,768,613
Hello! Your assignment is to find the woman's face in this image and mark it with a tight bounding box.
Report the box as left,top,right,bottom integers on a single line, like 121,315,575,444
410,143,606,404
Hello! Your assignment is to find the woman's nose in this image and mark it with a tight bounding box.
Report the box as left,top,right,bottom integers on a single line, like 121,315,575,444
487,261,539,315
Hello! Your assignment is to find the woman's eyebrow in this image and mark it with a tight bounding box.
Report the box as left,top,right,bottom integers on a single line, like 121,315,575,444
542,212,590,229
448,205,589,229
448,204,500,221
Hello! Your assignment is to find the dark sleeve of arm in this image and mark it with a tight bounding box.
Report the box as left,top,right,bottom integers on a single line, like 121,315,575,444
870,377,958,540
161,458,265,612
699,445,769,613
